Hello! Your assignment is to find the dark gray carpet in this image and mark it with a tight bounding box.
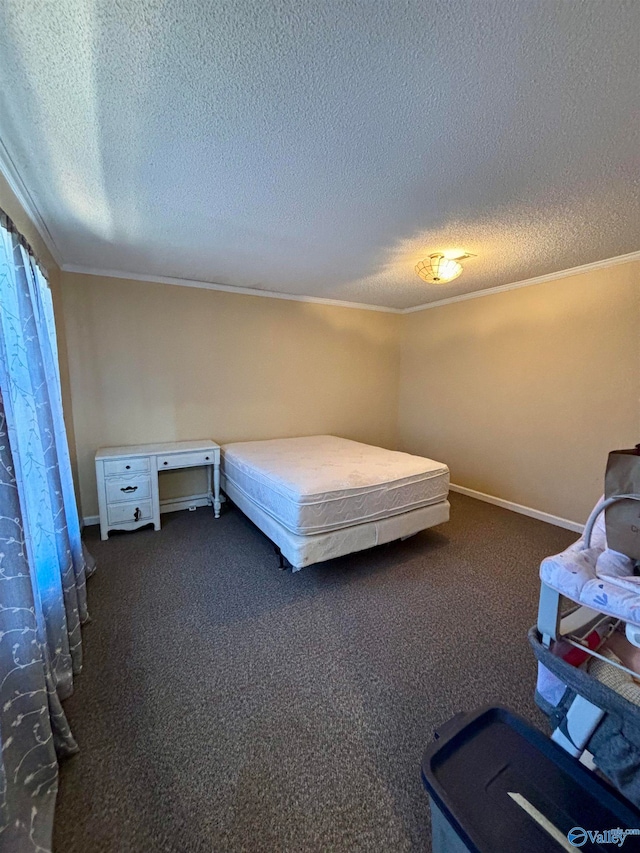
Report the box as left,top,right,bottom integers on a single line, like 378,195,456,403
53,492,574,853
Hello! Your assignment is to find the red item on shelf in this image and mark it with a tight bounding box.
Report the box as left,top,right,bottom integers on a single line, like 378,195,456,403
562,631,601,667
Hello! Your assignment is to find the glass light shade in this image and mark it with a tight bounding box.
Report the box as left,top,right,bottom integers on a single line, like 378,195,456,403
415,254,463,284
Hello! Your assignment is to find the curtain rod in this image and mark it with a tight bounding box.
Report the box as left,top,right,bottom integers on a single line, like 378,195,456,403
0,206,48,278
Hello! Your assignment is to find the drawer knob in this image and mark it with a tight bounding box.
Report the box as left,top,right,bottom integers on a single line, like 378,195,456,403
121,485,138,493
163,461,168,466
126,464,131,470
205,456,210,461
134,507,141,521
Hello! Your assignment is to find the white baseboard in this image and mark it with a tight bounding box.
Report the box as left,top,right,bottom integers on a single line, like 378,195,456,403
159,493,211,515
82,493,211,528
83,483,583,535
449,483,584,533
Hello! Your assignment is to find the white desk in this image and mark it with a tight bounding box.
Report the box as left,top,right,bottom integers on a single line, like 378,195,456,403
95,440,221,540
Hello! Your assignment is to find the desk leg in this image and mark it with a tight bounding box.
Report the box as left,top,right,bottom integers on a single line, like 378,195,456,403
213,463,221,518
100,519,109,541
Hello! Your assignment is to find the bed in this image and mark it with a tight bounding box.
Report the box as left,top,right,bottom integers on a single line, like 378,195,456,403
221,435,450,570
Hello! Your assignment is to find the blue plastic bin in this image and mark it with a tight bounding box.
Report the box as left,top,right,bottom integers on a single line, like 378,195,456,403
421,706,640,852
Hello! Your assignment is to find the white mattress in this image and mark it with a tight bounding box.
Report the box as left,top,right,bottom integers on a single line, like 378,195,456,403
224,475,450,569
221,435,449,536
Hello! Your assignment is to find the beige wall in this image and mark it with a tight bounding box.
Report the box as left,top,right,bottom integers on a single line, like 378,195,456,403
6,199,632,530
61,272,401,518
0,174,78,483
398,261,640,525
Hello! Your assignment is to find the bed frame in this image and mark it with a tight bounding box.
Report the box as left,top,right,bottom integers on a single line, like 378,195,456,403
223,474,450,571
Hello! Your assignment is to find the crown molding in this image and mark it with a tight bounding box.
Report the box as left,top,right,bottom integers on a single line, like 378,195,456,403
61,264,404,314
64,249,640,315
403,250,640,313
0,137,64,268
61,251,640,314
3,143,636,313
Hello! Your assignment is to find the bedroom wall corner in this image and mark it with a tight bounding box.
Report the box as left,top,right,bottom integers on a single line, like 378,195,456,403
397,260,640,526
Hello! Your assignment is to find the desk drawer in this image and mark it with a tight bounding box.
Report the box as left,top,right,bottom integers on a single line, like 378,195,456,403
157,450,218,470
106,474,152,504
107,500,153,525
103,457,151,476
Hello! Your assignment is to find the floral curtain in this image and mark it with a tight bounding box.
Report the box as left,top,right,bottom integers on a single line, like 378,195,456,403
0,211,95,852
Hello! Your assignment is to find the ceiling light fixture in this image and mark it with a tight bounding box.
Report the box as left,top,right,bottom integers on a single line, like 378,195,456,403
415,252,474,284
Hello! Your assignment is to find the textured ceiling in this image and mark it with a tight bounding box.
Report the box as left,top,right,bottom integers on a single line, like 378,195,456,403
0,0,639,309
